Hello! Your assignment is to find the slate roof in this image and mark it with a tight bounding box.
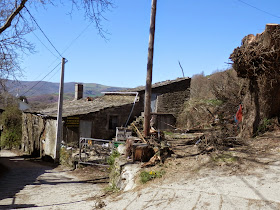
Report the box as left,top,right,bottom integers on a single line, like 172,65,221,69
123,77,190,92
25,77,189,118
29,95,137,118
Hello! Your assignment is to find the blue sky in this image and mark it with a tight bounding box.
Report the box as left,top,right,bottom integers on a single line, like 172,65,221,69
19,0,280,88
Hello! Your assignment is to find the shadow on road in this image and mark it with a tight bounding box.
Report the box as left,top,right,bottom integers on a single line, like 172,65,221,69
0,154,55,209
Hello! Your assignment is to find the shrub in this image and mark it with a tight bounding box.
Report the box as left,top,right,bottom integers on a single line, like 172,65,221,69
256,118,271,136
205,99,224,106
60,147,73,167
140,170,165,184
104,183,119,193
211,153,239,163
107,150,120,166
106,150,121,192
0,106,22,149
178,69,246,130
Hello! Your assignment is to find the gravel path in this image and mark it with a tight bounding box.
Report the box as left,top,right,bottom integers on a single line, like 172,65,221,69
1,133,280,210
0,150,103,210
104,159,280,210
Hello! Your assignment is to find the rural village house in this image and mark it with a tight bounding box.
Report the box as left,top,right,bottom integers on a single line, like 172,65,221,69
21,77,191,159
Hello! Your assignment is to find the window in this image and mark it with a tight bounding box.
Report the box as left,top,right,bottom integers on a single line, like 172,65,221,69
109,115,118,130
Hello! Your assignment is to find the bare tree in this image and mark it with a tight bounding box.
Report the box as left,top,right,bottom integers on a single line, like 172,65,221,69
0,0,114,91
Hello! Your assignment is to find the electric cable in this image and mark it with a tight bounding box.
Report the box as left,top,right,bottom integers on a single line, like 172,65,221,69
19,12,60,60
18,8,93,96
236,0,280,19
21,62,61,96
24,6,64,58
27,68,61,97
62,21,93,55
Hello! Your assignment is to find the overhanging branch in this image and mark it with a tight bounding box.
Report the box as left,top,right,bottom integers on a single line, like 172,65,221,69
0,0,28,35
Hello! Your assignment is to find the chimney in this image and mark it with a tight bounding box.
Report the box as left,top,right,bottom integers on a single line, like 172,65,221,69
75,83,83,100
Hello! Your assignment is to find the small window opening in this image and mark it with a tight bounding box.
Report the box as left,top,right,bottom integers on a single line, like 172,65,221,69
109,115,118,130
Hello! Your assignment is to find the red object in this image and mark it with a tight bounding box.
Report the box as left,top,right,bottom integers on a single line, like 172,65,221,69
236,104,243,123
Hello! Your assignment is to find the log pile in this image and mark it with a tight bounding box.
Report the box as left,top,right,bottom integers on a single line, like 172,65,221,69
126,119,173,167
230,24,280,79
230,24,280,137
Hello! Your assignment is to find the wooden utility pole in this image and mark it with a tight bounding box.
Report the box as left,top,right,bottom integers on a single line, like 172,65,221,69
144,0,157,137
54,57,66,163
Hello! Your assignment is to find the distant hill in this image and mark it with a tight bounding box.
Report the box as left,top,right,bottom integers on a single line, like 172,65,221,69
5,80,125,107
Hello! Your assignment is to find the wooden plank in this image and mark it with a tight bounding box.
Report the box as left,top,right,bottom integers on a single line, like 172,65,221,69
131,123,147,143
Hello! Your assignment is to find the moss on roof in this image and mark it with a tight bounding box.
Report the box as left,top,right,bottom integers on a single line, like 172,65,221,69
31,95,137,118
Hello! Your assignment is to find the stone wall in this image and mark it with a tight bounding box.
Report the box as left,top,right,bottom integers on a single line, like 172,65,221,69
89,101,143,139
139,78,191,117
22,113,45,157
43,120,56,158
156,90,190,117
61,101,143,143
21,79,191,158
22,113,56,159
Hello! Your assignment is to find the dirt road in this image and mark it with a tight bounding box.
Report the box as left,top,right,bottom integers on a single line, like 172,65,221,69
0,150,105,210
103,132,280,210
0,131,280,210
104,164,280,209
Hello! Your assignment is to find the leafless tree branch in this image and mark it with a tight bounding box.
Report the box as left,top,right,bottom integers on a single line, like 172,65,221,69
0,0,28,34
0,0,114,92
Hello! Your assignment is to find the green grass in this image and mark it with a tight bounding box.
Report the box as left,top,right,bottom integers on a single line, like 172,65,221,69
107,150,120,166
256,118,271,136
140,170,165,184
211,153,239,163
205,99,224,106
104,183,119,193
163,131,174,136
60,147,73,167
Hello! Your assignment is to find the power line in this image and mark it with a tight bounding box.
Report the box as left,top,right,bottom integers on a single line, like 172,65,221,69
30,20,93,81
18,12,62,83
62,21,93,55
21,62,61,96
19,12,60,60
236,0,280,19
24,6,63,58
31,59,61,82
18,8,93,96
27,68,61,97
31,31,60,59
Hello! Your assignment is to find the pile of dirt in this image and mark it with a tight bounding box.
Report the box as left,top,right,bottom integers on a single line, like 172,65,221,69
145,129,280,185
70,165,110,185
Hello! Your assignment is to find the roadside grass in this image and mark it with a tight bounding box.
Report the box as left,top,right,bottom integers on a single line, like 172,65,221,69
163,131,174,136
205,99,224,106
107,150,120,169
140,170,166,184
211,152,239,163
104,183,120,193
105,150,121,193
255,118,271,136
60,147,73,167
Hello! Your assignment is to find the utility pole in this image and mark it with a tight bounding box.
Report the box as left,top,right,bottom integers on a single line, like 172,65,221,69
54,57,66,163
144,0,157,137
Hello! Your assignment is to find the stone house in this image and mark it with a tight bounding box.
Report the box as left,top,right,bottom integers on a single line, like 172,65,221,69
22,93,142,158
21,77,191,159
128,77,191,129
